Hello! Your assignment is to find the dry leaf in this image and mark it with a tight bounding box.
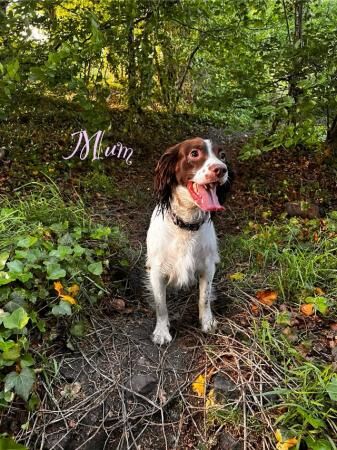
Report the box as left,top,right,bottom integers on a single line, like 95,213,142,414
251,304,260,315
275,429,298,450
60,294,77,305
206,388,216,409
68,284,80,297
228,272,245,281
54,281,63,296
256,289,278,306
192,374,206,397
300,303,314,316
314,287,325,296
54,281,77,305
111,298,126,311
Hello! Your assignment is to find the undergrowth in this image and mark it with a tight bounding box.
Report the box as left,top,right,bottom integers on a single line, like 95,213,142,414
0,184,129,414
218,213,337,449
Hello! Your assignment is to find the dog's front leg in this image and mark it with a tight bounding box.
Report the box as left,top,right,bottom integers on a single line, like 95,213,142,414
199,265,217,333
150,269,172,345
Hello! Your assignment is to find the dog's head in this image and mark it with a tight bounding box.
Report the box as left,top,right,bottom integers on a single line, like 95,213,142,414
154,137,233,212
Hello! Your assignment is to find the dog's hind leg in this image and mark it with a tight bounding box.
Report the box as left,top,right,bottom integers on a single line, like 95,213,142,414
150,269,172,345
199,265,217,333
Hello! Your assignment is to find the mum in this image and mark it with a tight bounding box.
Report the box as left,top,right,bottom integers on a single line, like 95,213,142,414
63,130,133,165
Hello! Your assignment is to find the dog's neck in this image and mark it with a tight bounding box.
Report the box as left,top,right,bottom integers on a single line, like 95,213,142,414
170,185,207,224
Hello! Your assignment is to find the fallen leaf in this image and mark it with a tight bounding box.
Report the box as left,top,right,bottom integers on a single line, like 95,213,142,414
251,304,260,315
54,281,63,296
54,281,77,304
228,272,245,281
192,374,206,397
275,429,298,450
300,303,314,316
206,388,216,409
314,287,325,296
256,289,278,306
60,294,77,305
67,284,80,297
111,298,125,311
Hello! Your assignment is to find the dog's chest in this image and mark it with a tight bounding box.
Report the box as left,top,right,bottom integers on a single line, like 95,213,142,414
146,212,219,288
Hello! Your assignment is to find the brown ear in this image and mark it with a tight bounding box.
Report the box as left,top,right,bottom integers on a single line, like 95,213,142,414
154,144,180,211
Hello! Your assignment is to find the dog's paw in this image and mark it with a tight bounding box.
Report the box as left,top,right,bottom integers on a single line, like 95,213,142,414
152,325,172,345
201,315,217,334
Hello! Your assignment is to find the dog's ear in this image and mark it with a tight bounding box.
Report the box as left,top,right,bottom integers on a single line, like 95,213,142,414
154,144,180,211
216,161,235,205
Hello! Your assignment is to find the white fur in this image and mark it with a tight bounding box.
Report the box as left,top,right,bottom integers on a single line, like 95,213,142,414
146,186,220,345
146,139,227,345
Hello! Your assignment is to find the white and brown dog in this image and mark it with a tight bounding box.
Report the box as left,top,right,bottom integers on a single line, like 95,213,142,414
146,138,232,345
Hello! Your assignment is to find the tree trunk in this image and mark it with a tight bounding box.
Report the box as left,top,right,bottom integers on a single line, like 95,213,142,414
126,2,141,112
326,114,337,157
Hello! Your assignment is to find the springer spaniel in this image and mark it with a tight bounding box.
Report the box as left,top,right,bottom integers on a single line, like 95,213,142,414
146,138,231,345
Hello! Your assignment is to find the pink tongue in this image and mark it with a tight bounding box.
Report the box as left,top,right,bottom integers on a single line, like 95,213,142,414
191,184,224,212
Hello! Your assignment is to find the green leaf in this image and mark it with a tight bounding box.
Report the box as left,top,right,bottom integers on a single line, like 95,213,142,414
326,377,337,401
70,320,86,337
88,262,103,276
0,437,28,450
3,343,21,361
52,300,72,316
0,252,10,270
3,307,29,330
4,367,35,401
49,245,73,260
17,236,38,248
305,296,329,315
46,263,66,279
0,271,16,286
20,353,35,367
305,436,333,450
7,260,24,273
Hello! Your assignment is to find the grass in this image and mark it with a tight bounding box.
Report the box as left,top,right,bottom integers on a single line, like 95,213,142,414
215,213,337,448
0,183,130,429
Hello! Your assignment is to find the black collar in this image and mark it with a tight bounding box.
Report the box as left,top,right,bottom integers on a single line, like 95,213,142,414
169,210,210,231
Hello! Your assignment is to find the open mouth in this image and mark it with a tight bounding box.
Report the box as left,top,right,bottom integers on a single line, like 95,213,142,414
187,181,224,212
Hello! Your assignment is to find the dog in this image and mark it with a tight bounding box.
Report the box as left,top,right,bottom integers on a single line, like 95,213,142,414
146,137,231,345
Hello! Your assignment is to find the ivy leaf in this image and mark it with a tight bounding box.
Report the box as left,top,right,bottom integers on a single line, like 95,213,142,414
4,367,35,401
88,262,103,276
3,307,29,330
326,377,337,401
2,343,21,361
0,252,10,270
0,271,16,286
17,236,38,248
7,260,24,273
0,437,28,450
52,300,72,316
20,353,35,367
46,263,66,280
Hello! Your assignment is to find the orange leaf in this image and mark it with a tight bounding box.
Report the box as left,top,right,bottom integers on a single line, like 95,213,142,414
300,303,314,316
54,281,63,296
256,289,278,306
60,294,77,305
251,304,260,315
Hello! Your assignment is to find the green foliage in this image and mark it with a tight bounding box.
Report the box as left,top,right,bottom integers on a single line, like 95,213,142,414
222,212,337,302
1,0,337,152
0,187,128,405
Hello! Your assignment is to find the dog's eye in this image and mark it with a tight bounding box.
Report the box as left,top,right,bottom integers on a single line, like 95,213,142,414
190,149,199,158
218,151,226,161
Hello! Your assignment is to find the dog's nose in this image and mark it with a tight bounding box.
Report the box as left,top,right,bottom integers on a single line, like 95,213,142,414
210,164,227,178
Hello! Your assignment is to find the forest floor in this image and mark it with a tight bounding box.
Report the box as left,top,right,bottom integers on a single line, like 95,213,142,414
1,95,337,450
